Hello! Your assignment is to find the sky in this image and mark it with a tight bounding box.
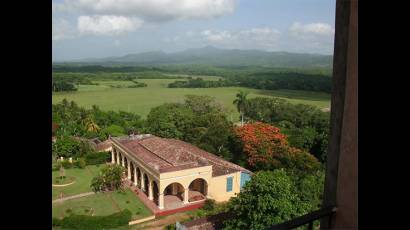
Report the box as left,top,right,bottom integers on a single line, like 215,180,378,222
52,0,336,61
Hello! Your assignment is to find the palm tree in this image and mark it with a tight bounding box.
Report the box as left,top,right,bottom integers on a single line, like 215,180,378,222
83,116,100,133
233,90,249,126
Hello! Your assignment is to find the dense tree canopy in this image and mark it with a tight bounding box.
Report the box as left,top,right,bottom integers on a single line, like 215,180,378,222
145,95,234,159
91,164,125,192
224,170,305,230
166,71,331,93
243,97,330,163
52,100,143,140
52,136,95,158
223,169,324,230
168,78,233,88
52,80,78,92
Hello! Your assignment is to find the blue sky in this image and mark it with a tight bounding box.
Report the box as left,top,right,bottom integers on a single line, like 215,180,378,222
52,0,336,61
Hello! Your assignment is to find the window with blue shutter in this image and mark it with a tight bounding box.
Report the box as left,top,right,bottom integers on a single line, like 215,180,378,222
226,177,233,192
240,172,251,190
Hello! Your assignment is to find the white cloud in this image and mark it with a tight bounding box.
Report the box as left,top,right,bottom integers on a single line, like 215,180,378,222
52,18,76,41
285,22,334,54
201,30,232,41
77,15,143,35
290,22,334,36
56,0,235,22
199,27,281,49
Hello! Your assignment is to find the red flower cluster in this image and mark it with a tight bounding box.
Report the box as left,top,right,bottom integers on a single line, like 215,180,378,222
234,122,290,167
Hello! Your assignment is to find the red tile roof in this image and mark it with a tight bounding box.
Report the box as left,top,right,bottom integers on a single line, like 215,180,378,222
95,140,112,152
112,135,251,177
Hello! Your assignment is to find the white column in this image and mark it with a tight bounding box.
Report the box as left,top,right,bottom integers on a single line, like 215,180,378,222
116,152,120,165
159,193,164,210
141,173,145,192
121,155,125,167
134,167,138,186
148,179,153,200
127,160,131,179
111,151,115,164
183,187,189,204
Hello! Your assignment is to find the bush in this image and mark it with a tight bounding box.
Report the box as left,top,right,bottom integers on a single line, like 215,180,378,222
85,152,110,165
59,209,132,230
76,158,86,168
164,224,176,230
52,217,62,227
61,161,74,169
202,199,216,211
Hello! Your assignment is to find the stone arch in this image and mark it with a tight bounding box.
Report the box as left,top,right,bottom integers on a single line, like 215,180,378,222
163,182,185,201
188,178,208,199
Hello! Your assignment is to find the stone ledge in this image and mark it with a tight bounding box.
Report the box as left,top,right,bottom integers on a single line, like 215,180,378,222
128,215,156,225
52,180,76,187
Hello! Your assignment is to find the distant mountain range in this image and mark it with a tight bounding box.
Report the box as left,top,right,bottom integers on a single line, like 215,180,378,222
65,46,333,68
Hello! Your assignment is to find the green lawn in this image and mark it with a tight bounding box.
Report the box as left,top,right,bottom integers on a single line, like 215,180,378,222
52,78,331,121
52,189,152,220
52,164,103,200
111,189,152,218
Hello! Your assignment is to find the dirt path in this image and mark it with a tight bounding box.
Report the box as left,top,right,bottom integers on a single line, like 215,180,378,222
52,192,95,203
133,212,191,230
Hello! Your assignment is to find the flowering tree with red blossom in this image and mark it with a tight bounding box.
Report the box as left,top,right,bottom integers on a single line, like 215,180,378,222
234,122,320,171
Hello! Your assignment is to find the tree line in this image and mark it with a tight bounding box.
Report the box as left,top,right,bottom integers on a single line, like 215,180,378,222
168,78,233,88
166,71,331,93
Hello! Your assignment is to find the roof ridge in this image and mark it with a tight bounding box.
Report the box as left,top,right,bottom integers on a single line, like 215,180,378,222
138,139,175,166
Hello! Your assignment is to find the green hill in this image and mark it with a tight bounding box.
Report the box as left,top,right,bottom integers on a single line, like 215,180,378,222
60,46,332,68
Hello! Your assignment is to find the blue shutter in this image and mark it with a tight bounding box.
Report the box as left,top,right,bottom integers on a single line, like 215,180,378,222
226,177,233,192
240,172,251,189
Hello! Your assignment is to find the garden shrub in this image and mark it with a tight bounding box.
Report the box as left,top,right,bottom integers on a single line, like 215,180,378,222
59,209,132,230
61,161,74,169
76,158,86,168
202,199,216,211
85,152,110,165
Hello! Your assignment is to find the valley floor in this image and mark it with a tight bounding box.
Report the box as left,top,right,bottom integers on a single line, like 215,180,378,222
52,78,331,121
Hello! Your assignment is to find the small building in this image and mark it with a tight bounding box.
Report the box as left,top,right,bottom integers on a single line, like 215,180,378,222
109,134,252,210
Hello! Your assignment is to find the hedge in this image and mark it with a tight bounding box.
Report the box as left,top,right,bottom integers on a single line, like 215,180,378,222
53,209,132,230
85,152,110,165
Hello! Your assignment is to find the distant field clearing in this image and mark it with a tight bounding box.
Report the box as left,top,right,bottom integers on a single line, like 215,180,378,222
52,79,331,121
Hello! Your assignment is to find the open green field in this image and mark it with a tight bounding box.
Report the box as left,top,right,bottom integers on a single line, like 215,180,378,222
52,78,331,121
52,189,152,219
52,164,104,200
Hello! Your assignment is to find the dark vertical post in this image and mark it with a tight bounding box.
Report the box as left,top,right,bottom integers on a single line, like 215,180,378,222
321,0,357,229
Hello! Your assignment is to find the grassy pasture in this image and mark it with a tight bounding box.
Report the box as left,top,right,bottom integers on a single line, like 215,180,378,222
52,77,331,121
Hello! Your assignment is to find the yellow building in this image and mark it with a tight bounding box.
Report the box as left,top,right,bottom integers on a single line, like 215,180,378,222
109,134,252,210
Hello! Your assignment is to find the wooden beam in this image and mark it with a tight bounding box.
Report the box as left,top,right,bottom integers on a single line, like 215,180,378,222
321,0,357,229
